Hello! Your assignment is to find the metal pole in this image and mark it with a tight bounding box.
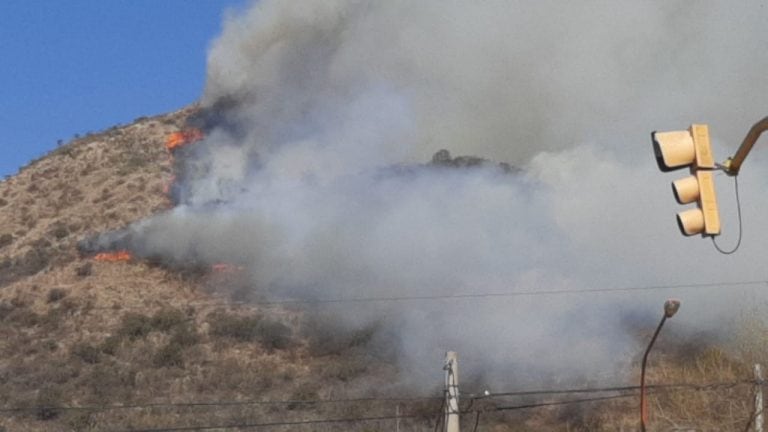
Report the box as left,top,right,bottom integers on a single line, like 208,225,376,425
396,404,401,432
755,364,764,432
445,351,460,432
640,314,668,432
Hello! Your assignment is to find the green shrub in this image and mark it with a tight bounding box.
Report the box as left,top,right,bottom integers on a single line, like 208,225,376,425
39,298,79,331
34,387,62,421
209,312,293,349
209,313,262,342
287,383,321,410
258,319,293,351
75,262,92,277
3,305,40,327
124,153,150,169
0,233,12,248
118,313,153,340
65,411,96,431
72,343,100,364
84,364,136,401
118,309,191,343
16,248,51,277
150,308,186,331
153,342,184,368
47,288,67,303
42,339,58,352
320,355,369,382
49,224,69,240
100,335,121,356
170,324,199,347
302,315,379,357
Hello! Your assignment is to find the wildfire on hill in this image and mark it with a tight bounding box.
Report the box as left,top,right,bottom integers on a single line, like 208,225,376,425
87,124,242,274
93,250,133,262
163,128,205,205
165,128,204,152
90,249,243,273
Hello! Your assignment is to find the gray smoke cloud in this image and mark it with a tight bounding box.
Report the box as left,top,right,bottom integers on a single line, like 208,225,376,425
108,0,768,387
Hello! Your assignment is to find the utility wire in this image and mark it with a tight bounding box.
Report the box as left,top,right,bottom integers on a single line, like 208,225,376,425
2,381,745,431
492,393,636,412
109,412,430,432
465,379,751,399
713,175,743,254
0,395,441,414
80,278,768,312
0,380,748,415
104,392,655,432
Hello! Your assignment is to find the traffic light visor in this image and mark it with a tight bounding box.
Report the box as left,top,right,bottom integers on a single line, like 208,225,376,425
676,208,704,236
652,131,695,172
672,176,699,204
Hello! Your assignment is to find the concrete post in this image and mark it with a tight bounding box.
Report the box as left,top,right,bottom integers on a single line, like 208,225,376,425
444,351,460,432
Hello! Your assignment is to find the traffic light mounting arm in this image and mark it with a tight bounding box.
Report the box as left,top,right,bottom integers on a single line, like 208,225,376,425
722,116,768,176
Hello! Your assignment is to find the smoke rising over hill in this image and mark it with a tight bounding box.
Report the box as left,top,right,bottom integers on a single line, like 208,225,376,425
97,0,768,385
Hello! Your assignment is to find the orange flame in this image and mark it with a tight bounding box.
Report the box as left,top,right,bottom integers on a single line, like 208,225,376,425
166,129,204,151
94,250,133,262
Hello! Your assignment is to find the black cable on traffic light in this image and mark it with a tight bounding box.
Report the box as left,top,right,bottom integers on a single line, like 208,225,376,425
712,175,742,255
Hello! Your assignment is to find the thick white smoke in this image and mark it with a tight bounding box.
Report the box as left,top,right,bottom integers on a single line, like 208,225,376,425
119,0,768,386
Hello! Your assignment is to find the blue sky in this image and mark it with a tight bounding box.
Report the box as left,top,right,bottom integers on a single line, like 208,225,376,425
0,1,249,177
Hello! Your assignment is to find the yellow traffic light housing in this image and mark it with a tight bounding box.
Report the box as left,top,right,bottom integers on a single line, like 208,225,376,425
651,124,720,237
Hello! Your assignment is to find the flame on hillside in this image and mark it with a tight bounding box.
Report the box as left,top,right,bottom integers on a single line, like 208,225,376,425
165,128,204,152
164,128,205,205
94,250,133,262
82,127,211,264
89,250,242,274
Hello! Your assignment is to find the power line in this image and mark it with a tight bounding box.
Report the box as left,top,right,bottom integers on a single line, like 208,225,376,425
0,380,748,415
82,278,768,311
0,395,441,414
492,393,636,412
466,380,751,399
107,385,740,432
0,380,750,431
97,392,698,431
108,412,431,432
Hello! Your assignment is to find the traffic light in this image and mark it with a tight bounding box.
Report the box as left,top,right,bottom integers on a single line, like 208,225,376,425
652,124,720,237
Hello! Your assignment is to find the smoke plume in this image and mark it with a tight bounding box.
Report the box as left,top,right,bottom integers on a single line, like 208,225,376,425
101,0,768,386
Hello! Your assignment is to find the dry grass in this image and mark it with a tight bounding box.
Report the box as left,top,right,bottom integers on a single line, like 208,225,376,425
0,108,409,430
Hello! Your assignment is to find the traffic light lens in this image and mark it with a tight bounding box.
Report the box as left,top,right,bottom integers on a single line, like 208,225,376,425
652,131,695,172
676,208,704,236
672,176,699,204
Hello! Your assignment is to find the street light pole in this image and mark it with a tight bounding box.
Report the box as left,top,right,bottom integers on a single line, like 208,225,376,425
640,299,680,432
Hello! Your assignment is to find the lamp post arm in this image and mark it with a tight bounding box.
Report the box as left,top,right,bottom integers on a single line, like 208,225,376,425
723,116,768,176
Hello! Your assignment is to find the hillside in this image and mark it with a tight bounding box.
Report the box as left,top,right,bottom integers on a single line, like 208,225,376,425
0,108,765,431
0,108,420,432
